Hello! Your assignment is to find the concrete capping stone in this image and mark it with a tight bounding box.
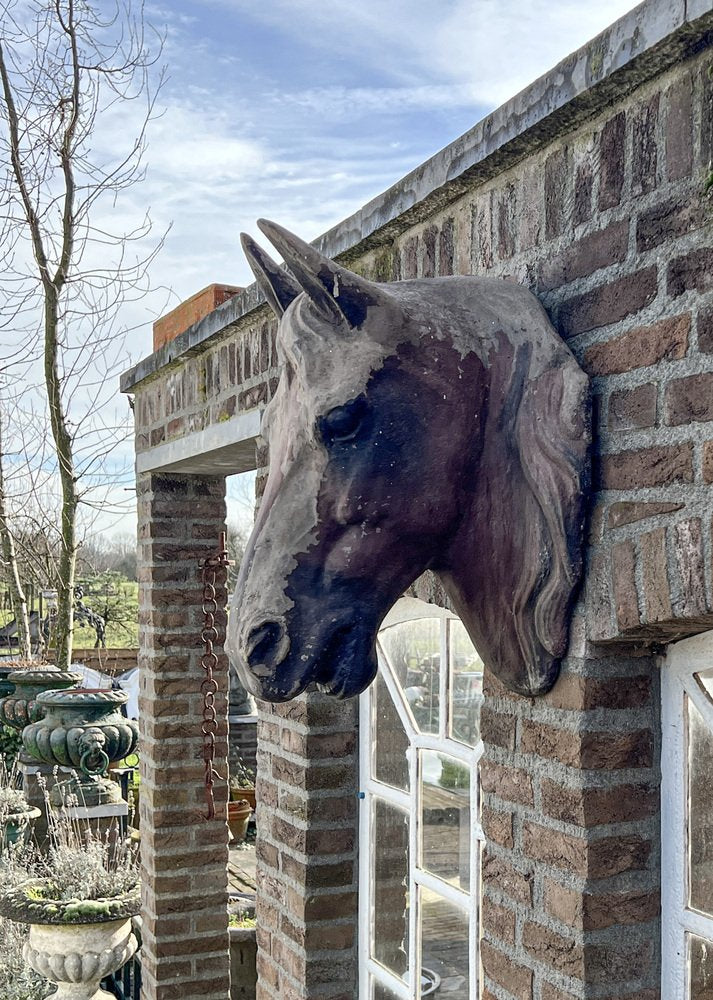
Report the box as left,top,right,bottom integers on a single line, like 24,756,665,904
120,0,713,394
136,406,262,474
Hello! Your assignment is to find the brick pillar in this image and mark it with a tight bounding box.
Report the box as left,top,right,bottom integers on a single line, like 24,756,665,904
137,473,230,1000
255,693,359,1000
479,620,660,1000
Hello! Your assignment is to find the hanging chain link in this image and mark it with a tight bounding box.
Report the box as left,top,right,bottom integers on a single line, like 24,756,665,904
199,531,231,820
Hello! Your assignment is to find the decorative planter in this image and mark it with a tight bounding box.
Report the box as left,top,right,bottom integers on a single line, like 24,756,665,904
0,805,41,851
0,878,140,1000
228,799,252,843
230,784,256,810
22,688,138,807
0,669,82,731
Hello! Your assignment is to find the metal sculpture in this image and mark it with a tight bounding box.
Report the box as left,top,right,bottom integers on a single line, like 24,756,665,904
227,221,590,702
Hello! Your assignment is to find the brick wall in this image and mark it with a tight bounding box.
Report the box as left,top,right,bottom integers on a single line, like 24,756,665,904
137,474,230,1000
254,695,359,1000
125,9,713,1000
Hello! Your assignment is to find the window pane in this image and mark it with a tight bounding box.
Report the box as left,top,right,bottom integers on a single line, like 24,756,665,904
373,799,410,978
420,750,471,891
695,670,713,707
380,618,441,734
373,672,410,792
688,697,713,917
372,978,403,1000
419,886,469,999
448,619,483,748
689,933,713,1000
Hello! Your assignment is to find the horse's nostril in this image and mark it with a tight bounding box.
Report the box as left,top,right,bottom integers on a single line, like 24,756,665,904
245,621,288,673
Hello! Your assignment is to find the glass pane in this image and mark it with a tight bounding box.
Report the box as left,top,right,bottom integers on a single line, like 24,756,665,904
373,672,410,792
689,933,713,1000
420,750,471,892
372,979,403,1000
689,697,713,916
373,799,410,978
419,886,469,999
380,618,441,734
695,671,713,707
448,619,484,748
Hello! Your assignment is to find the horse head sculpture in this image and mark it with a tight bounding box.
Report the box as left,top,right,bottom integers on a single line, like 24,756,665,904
226,220,590,702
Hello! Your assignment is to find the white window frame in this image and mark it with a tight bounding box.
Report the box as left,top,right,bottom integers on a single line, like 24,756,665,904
662,630,713,999
358,597,484,1000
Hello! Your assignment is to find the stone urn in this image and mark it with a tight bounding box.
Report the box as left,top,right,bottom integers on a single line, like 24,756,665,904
22,689,138,807
0,878,140,1000
0,668,82,731
0,803,41,851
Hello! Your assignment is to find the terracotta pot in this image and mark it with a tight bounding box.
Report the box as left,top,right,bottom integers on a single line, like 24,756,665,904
227,799,252,842
230,785,256,810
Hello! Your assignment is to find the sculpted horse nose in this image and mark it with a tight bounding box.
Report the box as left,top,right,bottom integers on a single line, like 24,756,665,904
244,620,289,677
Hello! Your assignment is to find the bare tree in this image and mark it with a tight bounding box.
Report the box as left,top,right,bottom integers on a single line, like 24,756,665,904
0,0,164,668
0,406,31,657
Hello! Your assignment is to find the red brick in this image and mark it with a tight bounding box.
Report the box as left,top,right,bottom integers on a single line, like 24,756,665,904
598,443,693,489
482,805,514,849
573,159,593,226
540,778,658,826
640,528,672,622
612,540,640,632
539,219,628,291
481,940,533,997
523,822,651,877
599,112,626,209
544,672,651,710
480,760,534,805
558,267,657,338
522,921,584,977
541,985,577,1000
583,313,689,375
608,383,657,431
668,248,713,297
482,897,516,945
479,707,516,750
666,74,693,180
665,373,713,425
520,719,652,769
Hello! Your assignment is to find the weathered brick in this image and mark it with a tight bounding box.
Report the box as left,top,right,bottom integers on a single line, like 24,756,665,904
665,373,713,425
673,518,708,618
573,159,593,227
482,896,516,945
587,312,690,374
544,671,651,711
439,218,454,275
668,248,713,297
541,984,577,1000
521,719,652,769
482,850,533,906
481,760,534,805
640,527,672,622
599,112,626,209
482,805,514,849
558,267,657,338
608,383,656,431
636,197,706,251
631,93,660,194
522,921,584,977
612,539,640,631
704,441,713,484
598,444,693,489
700,305,713,353
540,778,658,826
665,74,693,180
609,501,684,527
539,219,629,291
481,939,533,997
479,706,516,750
523,823,651,877
545,146,571,239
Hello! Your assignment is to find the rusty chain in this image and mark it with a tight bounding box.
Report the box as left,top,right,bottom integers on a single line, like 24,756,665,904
199,531,230,820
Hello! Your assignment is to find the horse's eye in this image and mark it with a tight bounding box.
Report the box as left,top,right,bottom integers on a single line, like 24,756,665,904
319,400,366,444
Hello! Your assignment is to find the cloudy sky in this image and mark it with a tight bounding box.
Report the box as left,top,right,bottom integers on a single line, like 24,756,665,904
2,0,642,540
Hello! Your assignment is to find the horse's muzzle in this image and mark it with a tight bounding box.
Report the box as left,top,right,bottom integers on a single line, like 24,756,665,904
243,619,290,677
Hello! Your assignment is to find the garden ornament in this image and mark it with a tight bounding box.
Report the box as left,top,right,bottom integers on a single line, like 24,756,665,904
227,221,590,702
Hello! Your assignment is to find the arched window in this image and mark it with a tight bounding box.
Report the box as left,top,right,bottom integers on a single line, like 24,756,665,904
359,597,484,999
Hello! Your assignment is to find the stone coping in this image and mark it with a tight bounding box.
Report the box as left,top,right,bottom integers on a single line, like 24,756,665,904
120,0,713,394
0,879,141,925
7,669,82,687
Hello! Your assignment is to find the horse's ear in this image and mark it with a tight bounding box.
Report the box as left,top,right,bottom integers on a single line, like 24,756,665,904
240,233,301,318
257,218,390,329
